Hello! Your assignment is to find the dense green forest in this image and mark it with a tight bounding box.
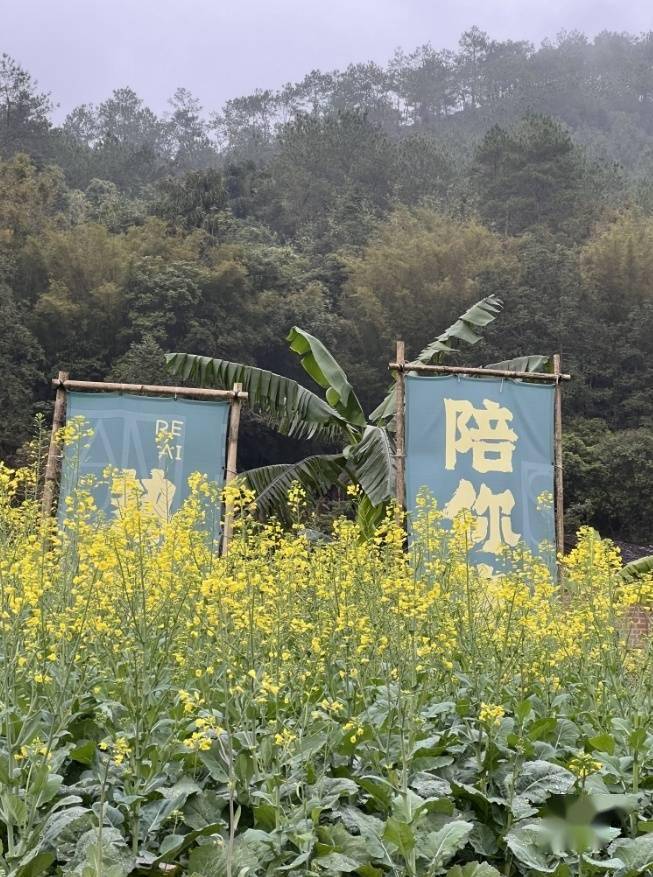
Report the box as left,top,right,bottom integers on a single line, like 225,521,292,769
1,28,652,541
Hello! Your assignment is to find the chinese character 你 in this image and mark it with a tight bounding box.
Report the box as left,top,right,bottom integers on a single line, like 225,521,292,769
444,479,520,555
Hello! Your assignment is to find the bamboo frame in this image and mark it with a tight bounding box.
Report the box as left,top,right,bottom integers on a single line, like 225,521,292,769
41,371,69,519
51,378,246,401
42,376,247,545
221,382,243,556
553,354,565,571
390,350,568,561
388,362,570,382
394,342,406,517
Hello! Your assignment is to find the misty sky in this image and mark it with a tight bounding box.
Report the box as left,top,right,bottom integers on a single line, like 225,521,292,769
3,0,653,120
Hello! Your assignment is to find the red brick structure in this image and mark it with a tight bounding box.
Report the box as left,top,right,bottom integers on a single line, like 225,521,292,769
625,606,652,647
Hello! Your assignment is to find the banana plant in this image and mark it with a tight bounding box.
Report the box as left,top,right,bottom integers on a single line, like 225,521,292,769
620,556,653,582
166,294,550,532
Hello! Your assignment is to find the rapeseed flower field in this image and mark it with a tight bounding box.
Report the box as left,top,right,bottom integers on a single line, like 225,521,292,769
0,454,652,875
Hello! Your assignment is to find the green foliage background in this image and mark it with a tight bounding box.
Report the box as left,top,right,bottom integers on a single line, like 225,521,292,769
1,28,652,540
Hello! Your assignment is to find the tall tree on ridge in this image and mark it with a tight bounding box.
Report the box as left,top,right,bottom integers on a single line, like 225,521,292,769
472,114,591,235
0,54,52,159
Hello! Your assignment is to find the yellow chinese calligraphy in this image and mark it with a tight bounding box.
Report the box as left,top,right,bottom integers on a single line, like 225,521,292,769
108,468,140,513
444,398,517,473
110,468,176,523
140,468,176,522
444,478,521,554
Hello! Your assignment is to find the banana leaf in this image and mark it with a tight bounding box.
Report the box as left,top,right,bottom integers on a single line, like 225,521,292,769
483,355,551,374
165,352,349,441
370,294,504,425
347,425,395,507
287,326,366,427
356,493,389,540
620,555,653,582
241,454,348,519
416,294,503,364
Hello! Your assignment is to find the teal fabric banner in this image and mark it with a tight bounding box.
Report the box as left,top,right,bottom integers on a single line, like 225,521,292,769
405,375,555,568
60,392,230,522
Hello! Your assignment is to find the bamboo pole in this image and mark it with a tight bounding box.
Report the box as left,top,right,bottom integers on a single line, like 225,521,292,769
51,378,246,401
394,342,406,518
387,362,570,382
221,383,243,555
553,354,565,574
41,370,69,519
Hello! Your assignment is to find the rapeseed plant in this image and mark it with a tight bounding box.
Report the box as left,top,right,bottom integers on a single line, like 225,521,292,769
0,450,651,875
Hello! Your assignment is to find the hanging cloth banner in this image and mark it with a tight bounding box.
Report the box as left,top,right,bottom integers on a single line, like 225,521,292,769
59,391,230,523
405,374,555,568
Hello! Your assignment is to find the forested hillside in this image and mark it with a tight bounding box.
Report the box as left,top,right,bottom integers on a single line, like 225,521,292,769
1,28,652,540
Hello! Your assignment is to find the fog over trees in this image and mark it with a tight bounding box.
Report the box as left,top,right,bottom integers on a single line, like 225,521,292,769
1,28,653,541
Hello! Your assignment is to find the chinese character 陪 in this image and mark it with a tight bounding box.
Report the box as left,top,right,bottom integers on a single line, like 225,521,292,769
444,398,517,473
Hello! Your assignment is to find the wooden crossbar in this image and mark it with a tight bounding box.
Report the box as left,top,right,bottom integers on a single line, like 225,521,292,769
51,378,248,400
389,362,570,382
